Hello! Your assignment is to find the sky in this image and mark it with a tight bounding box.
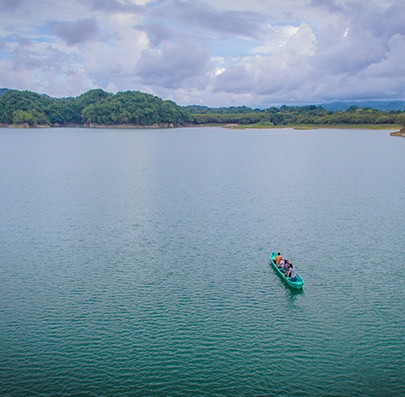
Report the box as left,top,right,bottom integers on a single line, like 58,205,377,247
0,0,404,107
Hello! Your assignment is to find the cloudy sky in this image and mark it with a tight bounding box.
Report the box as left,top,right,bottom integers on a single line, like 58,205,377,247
0,0,404,107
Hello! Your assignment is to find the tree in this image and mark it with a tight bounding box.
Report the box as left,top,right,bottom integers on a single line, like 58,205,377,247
12,110,35,125
12,109,49,126
398,112,405,128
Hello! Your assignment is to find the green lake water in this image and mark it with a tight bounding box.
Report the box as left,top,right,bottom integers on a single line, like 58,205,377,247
0,127,404,396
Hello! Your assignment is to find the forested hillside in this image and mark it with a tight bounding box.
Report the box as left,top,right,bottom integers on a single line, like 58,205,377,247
0,89,189,127
0,88,404,128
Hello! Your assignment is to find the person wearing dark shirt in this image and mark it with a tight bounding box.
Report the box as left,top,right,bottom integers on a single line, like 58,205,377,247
287,263,297,282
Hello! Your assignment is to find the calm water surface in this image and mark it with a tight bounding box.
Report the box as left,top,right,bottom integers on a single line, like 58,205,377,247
0,127,404,396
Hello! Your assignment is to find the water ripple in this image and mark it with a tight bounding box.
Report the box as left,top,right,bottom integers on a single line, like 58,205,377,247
1,128,405,396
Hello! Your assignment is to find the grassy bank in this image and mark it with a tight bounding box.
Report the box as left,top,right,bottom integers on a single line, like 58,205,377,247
228,123,402,131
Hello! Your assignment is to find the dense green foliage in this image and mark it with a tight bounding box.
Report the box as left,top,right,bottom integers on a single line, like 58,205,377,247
185,104,404,126
0,89,188,127
0,88,403,127
398,112,405,128
81,91,188,125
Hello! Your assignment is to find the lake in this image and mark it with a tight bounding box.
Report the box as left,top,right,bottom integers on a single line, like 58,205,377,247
0,127,404,396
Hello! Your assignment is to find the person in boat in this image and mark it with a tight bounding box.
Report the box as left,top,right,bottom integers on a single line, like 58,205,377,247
281,259,289,273
286,263,297,282
279,257,286,271
275,253,282,266
283,260,290,274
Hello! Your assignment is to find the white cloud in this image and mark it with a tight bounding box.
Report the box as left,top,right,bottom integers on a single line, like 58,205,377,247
117,0,158,5
0,0,403,105
105,81,119,93
250,25,300,54
364,34,405,79
134,37,211,89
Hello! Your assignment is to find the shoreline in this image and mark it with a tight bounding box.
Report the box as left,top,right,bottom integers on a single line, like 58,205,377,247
389,128,405,137
227,123,403,132
0,122,180,129
0,122,403,133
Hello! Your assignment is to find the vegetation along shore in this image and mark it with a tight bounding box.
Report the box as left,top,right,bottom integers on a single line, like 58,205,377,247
0,88,404,132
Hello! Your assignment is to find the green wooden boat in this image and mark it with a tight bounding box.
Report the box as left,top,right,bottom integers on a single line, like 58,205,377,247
269,251,304,289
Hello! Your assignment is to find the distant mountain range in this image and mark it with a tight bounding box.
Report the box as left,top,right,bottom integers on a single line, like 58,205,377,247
1,87,404,111
318,101,405,111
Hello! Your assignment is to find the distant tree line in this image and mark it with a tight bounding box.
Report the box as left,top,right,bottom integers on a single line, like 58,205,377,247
184,104,405,126
0,88,404,127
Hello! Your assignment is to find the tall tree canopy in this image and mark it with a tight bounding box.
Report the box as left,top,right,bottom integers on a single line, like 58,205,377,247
0,89,188,127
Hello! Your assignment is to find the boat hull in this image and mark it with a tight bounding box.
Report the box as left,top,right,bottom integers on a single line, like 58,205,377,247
269,251,304,289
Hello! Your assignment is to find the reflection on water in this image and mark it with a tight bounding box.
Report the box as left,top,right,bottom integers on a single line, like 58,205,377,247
285,285,305,300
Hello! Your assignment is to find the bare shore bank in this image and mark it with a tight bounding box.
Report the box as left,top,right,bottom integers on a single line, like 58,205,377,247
390,128,405,137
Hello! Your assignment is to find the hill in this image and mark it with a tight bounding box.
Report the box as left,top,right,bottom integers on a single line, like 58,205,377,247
0,89,189,127
319,101,405,112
